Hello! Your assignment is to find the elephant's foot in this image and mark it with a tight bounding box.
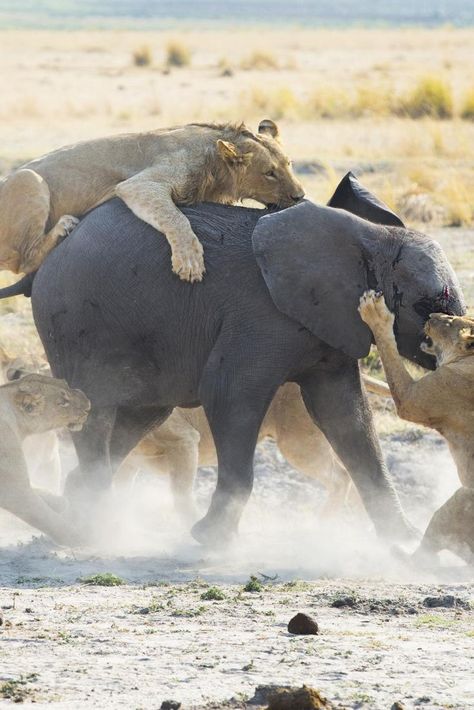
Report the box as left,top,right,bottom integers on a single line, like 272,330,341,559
191,510,238,547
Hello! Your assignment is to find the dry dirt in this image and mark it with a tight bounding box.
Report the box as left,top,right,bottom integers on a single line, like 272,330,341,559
0,426,473,709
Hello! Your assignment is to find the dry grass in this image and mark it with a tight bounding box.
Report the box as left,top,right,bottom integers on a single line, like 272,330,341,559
397,75,454,119
460,89,474,121
132,44,152,67
0,27,473,225
240,50,279,71
165,40,191,68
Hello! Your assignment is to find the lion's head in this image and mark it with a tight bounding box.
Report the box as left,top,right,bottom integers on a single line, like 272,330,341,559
211,119,304,208
422,313,474,366
9,374,90,435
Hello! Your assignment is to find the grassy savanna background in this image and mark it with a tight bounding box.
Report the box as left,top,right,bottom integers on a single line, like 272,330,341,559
1,27,474,322
0,26,474,223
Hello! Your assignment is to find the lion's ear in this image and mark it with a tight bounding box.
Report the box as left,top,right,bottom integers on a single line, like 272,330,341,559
459,327,474,349
216,140,253,166
217,139,239,162
258,119,280,140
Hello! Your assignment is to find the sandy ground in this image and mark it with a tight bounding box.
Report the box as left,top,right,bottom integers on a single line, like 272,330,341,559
0,430,472,709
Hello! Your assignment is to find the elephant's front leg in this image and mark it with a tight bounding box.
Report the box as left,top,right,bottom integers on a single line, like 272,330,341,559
300,358,416,542
66,406,116,504
115,173,204,282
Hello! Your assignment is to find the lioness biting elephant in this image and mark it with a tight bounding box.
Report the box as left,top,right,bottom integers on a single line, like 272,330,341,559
0,120,303,281
0,374,90,543
359,290,474,563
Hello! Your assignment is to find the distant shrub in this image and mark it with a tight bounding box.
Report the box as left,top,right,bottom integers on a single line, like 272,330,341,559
305,87,351,119
166,41,191,68
353,82,392,117
132,45,152,67
460,88,474,121
398,75,453,119
442,178,473,227
241,86,299,119
79,573,124,586
240,50,279,71
217,57,234,77
243,575,263,593
200,586,226,601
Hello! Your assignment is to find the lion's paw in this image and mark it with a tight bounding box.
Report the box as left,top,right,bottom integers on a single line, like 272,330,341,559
54,215,79,242
172,237,205,283
358,290,394,329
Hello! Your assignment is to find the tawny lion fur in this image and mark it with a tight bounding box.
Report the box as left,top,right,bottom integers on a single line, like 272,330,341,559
359,290,474,563
0,345,62,494
0,120,303,282
0,373,90,544
119,376,390,519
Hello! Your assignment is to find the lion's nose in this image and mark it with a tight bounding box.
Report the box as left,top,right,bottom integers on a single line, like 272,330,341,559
291,192,305,203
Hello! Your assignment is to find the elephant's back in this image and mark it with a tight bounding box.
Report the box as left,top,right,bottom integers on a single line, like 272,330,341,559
31,199,274,405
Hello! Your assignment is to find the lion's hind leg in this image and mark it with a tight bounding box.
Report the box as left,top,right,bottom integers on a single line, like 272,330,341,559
0,169,78,274
414,487,474,564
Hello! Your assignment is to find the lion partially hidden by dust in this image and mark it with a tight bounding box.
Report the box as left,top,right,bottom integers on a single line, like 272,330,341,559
0,374,90,544
119,377,390,520
359,290,474,563
0,120,304,282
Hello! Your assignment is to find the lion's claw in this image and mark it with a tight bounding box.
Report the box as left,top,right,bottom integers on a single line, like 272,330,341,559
359,289,394,329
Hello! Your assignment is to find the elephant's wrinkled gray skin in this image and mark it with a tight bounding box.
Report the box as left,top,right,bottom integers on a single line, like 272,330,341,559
27,175,464,546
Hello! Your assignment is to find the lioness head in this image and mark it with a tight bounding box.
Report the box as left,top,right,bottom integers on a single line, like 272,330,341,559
422,313,474,366
216,119,304,208
10,374,90,435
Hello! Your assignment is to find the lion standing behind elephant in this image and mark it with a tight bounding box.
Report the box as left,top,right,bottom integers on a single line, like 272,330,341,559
0,120,303,281
119,377,390,519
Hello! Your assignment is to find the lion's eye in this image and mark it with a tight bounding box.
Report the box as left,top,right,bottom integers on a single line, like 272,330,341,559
58,393,70,407
265,169,276,179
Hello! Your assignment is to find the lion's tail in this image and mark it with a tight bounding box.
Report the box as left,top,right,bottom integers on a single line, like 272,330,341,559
362,374,391,398
0,272,35,299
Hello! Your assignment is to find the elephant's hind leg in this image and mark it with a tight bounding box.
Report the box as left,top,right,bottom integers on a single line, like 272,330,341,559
0,169,78,274
192,344,279,545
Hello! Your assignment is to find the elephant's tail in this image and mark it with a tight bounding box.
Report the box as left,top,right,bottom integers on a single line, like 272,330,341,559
0,272,35,299
362,374,391,398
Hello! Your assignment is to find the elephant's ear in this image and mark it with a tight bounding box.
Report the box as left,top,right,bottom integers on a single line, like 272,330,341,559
252,200,372,359
328,172,405,227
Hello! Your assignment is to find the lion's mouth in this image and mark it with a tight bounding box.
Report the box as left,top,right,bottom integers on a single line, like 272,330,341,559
420,335,434,353
67,417,88,432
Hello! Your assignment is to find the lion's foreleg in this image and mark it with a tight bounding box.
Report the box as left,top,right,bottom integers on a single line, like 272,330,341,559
20,214,79,274
0,445,79,546
359,291,430,424
115,176,205,282
414,486,474,563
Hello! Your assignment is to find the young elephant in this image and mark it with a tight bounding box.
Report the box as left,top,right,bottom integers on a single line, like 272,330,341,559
0,374,90,544
0,120,303,282
359,290,474,563
120,378,389,520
